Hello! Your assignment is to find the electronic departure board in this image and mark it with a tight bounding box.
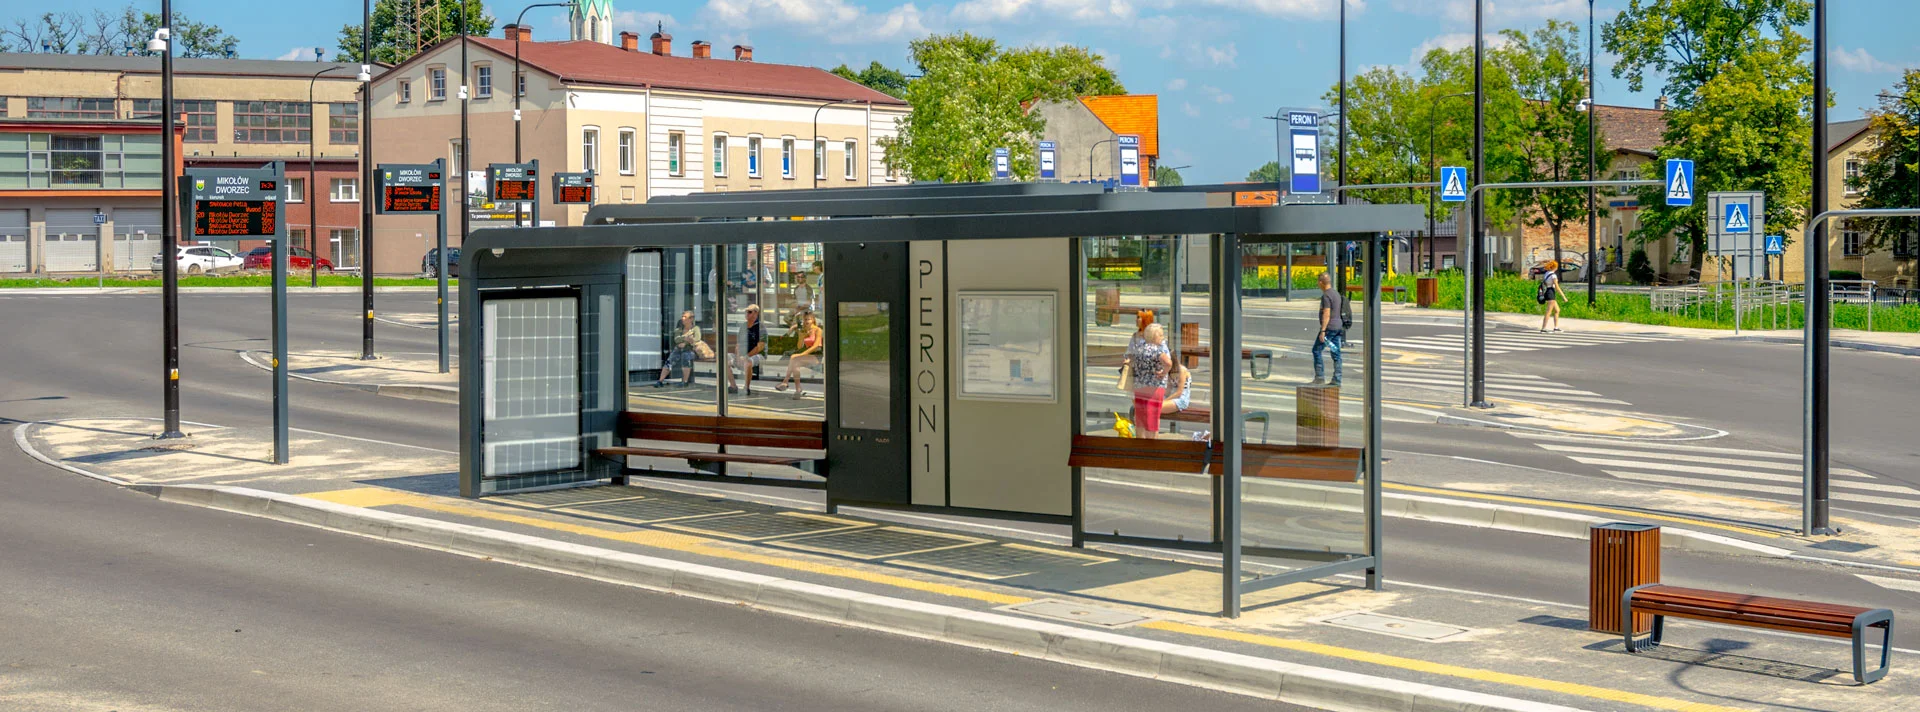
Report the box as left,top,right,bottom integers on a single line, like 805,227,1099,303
552,171,595,204
488,162,538,204
187,166,283,239
377,162,444,214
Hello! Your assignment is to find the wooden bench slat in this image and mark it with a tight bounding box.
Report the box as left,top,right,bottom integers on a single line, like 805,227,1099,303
1633,604,1856,638
1636,585,1872,620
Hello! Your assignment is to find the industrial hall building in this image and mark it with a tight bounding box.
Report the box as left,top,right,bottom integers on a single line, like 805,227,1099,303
0,53,379,274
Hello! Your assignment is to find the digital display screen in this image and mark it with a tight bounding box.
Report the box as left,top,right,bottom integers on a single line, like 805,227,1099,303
494,179,536,201
193,199,276,237
553,185,593,204
382,184,441,213
837,301,892,430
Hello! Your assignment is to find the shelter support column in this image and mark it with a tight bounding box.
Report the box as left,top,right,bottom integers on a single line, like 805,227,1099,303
1213,232,1243,618
1365,235,1384,590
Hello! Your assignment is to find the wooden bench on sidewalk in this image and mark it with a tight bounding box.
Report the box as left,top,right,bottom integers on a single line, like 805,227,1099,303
594,412,828,479
1623,584,1895,684
1178,345,1275,380
1068,435,1361,483
1346,283,1408,304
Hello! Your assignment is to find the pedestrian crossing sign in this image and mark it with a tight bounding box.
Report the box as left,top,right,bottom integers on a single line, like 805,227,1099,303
1665,159,1694,206
1440,166,1468,202
1765,234,1785,255
1724,202,1751,233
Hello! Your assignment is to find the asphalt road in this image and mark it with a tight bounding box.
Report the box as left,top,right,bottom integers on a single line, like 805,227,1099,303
0,292,1301,712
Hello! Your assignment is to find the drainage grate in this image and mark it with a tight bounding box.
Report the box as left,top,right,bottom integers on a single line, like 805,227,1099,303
661,512,869,541
770,526,987,560
1319,612,1469,642
892,543,1113,580
562,496,741,524
498,486,643,509
1003,600,1147,627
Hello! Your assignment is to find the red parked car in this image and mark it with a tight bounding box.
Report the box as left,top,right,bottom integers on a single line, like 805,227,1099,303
242,246,334,272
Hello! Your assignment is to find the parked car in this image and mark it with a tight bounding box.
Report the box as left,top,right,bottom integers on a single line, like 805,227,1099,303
422,247,461,278
152,245,242,274
241,246,334,272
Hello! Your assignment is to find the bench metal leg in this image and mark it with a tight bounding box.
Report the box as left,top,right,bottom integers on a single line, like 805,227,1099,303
1621,584,1665,653
1853,609,1895,684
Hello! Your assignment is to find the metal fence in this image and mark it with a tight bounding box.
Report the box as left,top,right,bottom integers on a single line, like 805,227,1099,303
1650,278,1908,332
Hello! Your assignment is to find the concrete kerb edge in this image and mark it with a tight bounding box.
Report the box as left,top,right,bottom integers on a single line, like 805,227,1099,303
1727,335,1920,358
132,481,1588,712
237,350,457,402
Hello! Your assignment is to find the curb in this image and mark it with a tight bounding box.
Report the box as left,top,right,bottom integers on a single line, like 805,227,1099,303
238,351,458,404
374,315,458,331
1727,335,1920,358
146,482,1588,712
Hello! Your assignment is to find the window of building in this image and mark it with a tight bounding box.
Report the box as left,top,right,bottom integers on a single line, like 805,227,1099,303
1844,159,1862,195
49,134,104,186
399,80,412,103
180,100,217,143
474,64,492,99
26,97,115,120
1894,231,1917,258
449,139,466,176
747,136,762,177
617,129,636,175
330,177,359,202
1612,169,1631,196
581,127,600,173
781,137,794,179
845,139,856,180
813,138,826,180
329,103,359,145
1842,221,1863,257
330,228,359,269
668,131,684,176
233,101,310,143
712,133,728,176
0,132,160,189
430,68,447,101
287,176,305,203
130,98,161,119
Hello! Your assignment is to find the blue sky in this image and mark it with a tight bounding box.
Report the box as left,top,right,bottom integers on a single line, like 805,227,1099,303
28,0,1920,183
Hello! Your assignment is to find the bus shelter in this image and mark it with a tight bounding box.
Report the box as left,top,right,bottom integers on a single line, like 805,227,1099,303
458,186,1422,615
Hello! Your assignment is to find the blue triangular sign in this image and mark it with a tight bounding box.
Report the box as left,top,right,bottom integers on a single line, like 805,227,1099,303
1724,203,1750,232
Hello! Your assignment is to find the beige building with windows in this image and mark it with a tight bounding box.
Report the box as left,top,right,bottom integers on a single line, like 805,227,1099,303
365,19,909,274
1827,119,1916,287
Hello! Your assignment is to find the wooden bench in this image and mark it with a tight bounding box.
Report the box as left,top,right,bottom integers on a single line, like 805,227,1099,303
1346,283,1408,304
1162,406,1270,443
1178,345,1275,380
594,412,828,477
1068,435,1361,483
1623,584,1894,684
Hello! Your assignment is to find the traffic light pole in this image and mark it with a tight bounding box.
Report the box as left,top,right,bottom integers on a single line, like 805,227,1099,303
359,0,376,360
157,0,183,440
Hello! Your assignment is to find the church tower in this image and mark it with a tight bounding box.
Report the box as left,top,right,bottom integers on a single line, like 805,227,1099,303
570,0,614,44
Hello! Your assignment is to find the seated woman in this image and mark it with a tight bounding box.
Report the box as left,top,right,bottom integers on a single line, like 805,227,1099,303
776,310,824,399
1162,363,1192,415
656,310,700,387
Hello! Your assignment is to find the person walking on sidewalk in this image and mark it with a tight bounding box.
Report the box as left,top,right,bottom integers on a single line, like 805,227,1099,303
1130,323,1173,438
1312,273,1347,387
727,304,765,396
1538,261,1567,333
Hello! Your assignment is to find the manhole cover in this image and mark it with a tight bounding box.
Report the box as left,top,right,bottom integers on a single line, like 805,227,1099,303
1003,600,1148,628
499,485,642,509
661,512,868,541
1808,539,1876,553
770,526,986,560
562,496,740,524
892,543,1113,580
1320,612,1469,642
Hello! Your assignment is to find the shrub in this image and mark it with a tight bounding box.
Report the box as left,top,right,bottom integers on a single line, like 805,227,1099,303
1627,249,1656,284
1830,270,1864,281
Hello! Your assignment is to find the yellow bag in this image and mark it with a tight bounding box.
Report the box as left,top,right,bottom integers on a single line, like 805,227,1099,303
1112,411,1135,439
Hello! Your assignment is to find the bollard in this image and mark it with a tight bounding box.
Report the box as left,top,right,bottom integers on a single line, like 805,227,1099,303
1589,522,1660,635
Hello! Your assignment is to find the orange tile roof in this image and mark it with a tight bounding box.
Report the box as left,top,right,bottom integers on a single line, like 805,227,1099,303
452,38,905,106
1080,95,1159,157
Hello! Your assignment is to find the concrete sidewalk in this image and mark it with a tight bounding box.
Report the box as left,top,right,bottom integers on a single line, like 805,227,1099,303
239,349,456,403
18,416,1918,712
1395,306,1920,357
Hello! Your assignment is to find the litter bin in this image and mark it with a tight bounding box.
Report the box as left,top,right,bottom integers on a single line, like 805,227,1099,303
1589,522,1660,634
1416,276,1438,308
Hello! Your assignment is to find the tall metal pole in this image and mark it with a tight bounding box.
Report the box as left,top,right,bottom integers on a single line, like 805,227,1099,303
1470,0,1489,408
1586,0,1598,305
271,160,289,464
158,0,183,439
1806,0,1834,535
436,158,450,374
359,0,375,360
1334,0,1348,291
309,66,343,288
1428,94,1437,273
511,4,567,228
460,20,470,285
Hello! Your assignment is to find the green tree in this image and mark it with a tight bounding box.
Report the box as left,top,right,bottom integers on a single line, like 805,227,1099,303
1153,164,1184,187
1247,161,1284,184
3,7,236,58
1494,21,1612,262
337,0,493,65
1850,70,1920,255
1604,0,1813,276
831,61,911,99
880,32,1124,182
1323,66,1427,207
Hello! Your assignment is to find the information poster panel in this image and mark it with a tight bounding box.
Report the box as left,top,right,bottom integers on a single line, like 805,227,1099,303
189,168,281,238
552,171,596,204
958,291,1056,402
377,162,444,214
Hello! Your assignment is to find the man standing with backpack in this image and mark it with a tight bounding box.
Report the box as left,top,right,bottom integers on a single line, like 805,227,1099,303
1313,272,1350,387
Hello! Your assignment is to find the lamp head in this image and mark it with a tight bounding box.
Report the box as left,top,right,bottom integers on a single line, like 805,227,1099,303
1575,98,1594,112
146,28,169,53
356,64,372,82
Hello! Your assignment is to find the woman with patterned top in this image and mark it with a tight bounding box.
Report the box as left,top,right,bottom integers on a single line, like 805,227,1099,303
1130,323,1173,438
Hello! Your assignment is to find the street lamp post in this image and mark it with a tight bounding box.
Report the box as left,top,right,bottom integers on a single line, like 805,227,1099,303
1087,138,1115,182
811,99,854,189
1586,0,1599,305
513,3,569,228
309,65,347,288
154,1,182,439
359,0,375,360
1429,91,1471,273
1470,0,1489,408
1808,0,1833,534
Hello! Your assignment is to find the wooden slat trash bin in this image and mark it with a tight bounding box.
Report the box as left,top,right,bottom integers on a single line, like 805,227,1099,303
1297,383,1340,447
1416,277,1438,308
1590,522,1660,635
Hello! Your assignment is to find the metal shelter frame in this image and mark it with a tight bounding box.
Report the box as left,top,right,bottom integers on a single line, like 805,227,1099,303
457,183,1422,616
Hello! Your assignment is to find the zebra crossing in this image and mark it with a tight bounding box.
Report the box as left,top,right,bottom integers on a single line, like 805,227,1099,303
1380,329,1680,355
1380,363,1629,405
1512,432,1920,518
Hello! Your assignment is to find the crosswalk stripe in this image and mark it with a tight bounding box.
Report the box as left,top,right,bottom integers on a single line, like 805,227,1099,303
1569,458,1909,492
1511,433,1803,459
1381,376,1606,397
1538,445,1815,472
1604,471,1920,508
1383,366,1548,382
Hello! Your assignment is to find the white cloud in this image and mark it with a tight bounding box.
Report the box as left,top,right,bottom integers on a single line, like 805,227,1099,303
698,0,930,42
277,47,320,61
1393,0,1584,24
1203,41,1238,68
1166,77,1188,91
1200,85,1234,104
951,0,1138,25
1182,101,1201,117
1832,46,1903,74
1182,0,1357,20
614,11,680,35
1404,31,1510,69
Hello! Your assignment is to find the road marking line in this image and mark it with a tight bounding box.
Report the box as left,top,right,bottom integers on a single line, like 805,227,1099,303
1513,434,1797,458
1383,483,1782,538
1541,445,1880,478
1577,459,1908,492
1141,621,1750,712
1856,573,1920,594
1602,472,1920,510
1381,376,1606,397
